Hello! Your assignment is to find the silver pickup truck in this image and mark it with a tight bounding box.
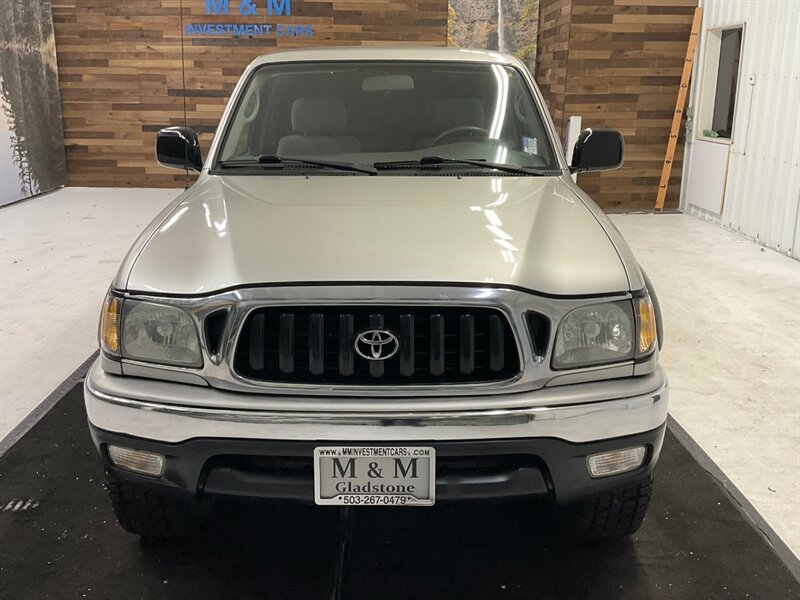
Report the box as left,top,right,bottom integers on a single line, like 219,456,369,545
86,47,666,540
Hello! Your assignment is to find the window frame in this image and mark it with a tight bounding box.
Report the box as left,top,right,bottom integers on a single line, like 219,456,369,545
208,59,562,173
696,23,746,145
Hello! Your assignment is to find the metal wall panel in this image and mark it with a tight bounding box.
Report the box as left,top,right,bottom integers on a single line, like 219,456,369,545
680,0,800,259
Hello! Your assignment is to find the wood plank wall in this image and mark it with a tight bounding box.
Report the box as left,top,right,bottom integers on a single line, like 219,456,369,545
536,0,697,210
50,0,448,187
535,0,572,131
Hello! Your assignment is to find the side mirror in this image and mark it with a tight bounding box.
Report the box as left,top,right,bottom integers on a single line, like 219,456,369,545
156,126,202,171
570,128,624,173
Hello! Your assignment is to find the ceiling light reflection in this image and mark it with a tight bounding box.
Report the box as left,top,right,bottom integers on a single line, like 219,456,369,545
483,209,502,227
494,238,518,252
202,201,229,238
486,224,512,240
489,64,509,140
159,206,189,233
487,192,509,208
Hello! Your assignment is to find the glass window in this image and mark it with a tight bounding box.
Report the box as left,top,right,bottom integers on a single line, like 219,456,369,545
217,61,557,172
699,26,743,141
711,28,742,138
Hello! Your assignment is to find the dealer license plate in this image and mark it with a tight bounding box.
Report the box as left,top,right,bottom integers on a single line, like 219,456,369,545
314,446,436,506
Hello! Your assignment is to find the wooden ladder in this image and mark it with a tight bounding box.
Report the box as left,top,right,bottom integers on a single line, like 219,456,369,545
655,7,704,211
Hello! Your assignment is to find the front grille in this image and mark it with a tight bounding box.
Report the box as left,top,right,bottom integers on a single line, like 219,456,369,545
233,306,520,385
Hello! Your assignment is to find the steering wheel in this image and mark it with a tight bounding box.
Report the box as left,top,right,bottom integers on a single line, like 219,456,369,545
428,126,491,148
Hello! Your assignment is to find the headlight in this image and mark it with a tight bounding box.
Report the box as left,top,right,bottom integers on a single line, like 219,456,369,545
100,294,202,367
121,300,202,367
100,296,203,367
553,301,634,369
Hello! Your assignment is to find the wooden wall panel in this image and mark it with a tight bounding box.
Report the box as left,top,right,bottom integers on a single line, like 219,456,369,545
535,0,572,131
51,0,448,187
536,0,697,210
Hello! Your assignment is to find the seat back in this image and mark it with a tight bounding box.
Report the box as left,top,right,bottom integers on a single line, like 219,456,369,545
277,97,362,156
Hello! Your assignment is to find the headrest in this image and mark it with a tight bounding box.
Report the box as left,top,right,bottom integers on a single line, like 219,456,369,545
291,97,348,135
424,98,485,131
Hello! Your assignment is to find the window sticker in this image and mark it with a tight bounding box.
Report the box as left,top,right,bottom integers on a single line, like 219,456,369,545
522,136,538,155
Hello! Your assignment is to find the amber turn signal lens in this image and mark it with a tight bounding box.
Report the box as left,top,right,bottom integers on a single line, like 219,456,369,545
100,295,121,354
637,295,657,355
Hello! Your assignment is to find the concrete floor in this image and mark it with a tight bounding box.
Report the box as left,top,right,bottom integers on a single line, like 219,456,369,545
610,213,800,559
1,187,798,559
0,188,178,440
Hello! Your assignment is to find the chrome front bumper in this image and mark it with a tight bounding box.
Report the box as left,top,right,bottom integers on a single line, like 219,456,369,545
85,361,668,445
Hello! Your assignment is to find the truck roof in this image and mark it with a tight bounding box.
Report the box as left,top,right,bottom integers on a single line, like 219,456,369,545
250,46,520,67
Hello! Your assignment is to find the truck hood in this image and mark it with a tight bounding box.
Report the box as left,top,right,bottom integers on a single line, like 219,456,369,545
123,175,630,296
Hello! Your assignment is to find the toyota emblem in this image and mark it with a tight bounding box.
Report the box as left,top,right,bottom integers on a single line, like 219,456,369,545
354,329,400,361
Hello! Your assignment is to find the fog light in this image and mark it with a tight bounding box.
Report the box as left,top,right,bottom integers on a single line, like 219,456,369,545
587,446,646,478
108,445,165,477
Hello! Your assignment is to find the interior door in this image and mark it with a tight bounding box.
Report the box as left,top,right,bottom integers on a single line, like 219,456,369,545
684,25,744,215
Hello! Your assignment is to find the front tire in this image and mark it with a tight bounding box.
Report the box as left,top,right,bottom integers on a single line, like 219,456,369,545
105,470,211,538
564,475,653,541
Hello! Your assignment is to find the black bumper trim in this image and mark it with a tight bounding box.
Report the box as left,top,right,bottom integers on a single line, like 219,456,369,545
89,422,666,504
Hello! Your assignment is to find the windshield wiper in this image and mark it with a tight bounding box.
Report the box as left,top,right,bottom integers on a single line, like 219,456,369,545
217,155,376,175
373,156,558,176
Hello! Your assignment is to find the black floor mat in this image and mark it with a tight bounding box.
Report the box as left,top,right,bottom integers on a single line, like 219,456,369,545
1,383,798,600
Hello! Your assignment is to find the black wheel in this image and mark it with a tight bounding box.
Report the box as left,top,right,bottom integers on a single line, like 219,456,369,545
105,469,211,538
564,475,653,541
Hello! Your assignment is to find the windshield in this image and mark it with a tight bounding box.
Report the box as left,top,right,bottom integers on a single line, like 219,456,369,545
216,61,558,173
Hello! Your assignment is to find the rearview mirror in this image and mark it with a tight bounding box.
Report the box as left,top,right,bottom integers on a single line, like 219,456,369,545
570,128,624,173
362,75,414,92
156,126,202,171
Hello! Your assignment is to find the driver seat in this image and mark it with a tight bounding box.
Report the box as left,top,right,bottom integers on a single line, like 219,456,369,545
416,98,486,149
